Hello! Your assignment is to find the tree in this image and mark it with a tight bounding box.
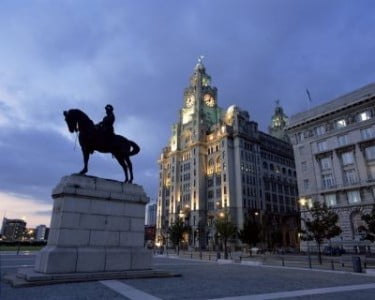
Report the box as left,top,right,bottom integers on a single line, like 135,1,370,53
238,214,261,253
300,201,342,264
358,205,375,242
168,218,189,255
215,213,237,259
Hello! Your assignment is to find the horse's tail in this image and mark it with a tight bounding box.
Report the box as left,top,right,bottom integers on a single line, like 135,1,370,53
129,140,140,156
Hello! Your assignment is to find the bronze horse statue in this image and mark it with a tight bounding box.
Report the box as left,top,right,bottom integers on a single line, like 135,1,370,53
63,109,140,183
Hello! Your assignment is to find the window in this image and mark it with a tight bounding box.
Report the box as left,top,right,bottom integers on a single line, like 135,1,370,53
344,169,357,184
347,190,361,204
317,140,328,152
342,152,354,165
336,119,347,128
368,165,375,180
338,135,348,146
325,194,337,207
315,125,326,136
361,127,374,140
303,179,309,190
359,111,371,122
320,157,332,170
297,132,304,142
365,146,375,160
301,161,307,172
322,174,335,189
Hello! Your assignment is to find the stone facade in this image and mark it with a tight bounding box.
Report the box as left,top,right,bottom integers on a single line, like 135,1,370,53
35,174,151,274
287,82,375,252
156,60,299,250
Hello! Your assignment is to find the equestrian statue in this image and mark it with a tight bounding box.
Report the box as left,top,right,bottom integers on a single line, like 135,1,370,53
63,105,140,183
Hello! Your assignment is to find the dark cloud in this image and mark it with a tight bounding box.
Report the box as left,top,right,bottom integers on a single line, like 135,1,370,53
0,0,375,222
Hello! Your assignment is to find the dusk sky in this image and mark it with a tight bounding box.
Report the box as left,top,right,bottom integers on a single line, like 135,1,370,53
1,0,375,227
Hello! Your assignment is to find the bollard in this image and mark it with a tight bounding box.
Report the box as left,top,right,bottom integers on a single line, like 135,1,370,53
209,254,211,261
352,256,362,273
281,257,285,266
191,252,193,259
331,259,334,270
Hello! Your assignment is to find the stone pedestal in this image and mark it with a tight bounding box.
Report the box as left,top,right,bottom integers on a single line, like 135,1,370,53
4,175,180,287
35,174,152,274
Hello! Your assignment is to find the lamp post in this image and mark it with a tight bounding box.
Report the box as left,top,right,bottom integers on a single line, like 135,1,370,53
299,198,312,268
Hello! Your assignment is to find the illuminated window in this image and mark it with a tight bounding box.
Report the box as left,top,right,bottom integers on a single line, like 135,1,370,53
325,194,337,207
336,119,347,128
359,111,371,122
347,190,361,204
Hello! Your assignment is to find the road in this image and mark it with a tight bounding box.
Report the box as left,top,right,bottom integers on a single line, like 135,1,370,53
2,252,375,299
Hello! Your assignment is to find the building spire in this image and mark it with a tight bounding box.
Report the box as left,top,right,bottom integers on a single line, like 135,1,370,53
195,55,205,71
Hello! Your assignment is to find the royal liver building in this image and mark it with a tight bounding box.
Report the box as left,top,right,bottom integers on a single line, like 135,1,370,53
156,60,298,249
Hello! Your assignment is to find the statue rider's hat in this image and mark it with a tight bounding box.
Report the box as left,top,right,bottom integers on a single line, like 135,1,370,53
105,104,113,111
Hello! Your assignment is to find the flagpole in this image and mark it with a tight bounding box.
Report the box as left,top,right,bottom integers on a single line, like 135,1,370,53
306,89,312,110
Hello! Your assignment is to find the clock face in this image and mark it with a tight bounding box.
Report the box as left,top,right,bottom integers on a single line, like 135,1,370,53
204,93,215,107
186,94,195,107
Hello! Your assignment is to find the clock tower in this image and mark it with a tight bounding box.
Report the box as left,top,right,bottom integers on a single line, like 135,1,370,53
180,57,221,141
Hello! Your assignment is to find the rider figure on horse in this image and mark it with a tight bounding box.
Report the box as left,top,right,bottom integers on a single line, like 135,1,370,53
96,104,115,144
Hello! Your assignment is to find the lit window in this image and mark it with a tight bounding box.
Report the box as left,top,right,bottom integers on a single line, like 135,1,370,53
317,140,328,152
338,135,348,146
361,127,374,140
347,190,361,204
365,146,375,160
325,194,337,207
359,111,371,122
336,119,347,128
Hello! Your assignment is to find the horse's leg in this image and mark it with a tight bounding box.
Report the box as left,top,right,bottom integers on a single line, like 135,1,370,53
124,155,133,183
79,148,89,174
114,153,129,183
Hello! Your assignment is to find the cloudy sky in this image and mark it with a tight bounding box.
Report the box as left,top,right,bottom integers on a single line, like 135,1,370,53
1,0,375,227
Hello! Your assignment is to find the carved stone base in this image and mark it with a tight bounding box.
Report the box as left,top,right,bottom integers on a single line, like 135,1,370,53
36,174,152,274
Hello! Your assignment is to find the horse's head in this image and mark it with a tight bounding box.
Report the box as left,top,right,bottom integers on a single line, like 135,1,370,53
63,110,78,133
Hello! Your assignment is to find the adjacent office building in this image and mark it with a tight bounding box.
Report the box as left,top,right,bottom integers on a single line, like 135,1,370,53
0,218,27,241
287,83,375,251
156,60,298,249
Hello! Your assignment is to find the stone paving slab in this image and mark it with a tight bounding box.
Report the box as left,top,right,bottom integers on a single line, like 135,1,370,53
3,267,180,288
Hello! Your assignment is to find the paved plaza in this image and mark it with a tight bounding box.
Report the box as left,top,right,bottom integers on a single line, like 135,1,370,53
2,252,375,299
